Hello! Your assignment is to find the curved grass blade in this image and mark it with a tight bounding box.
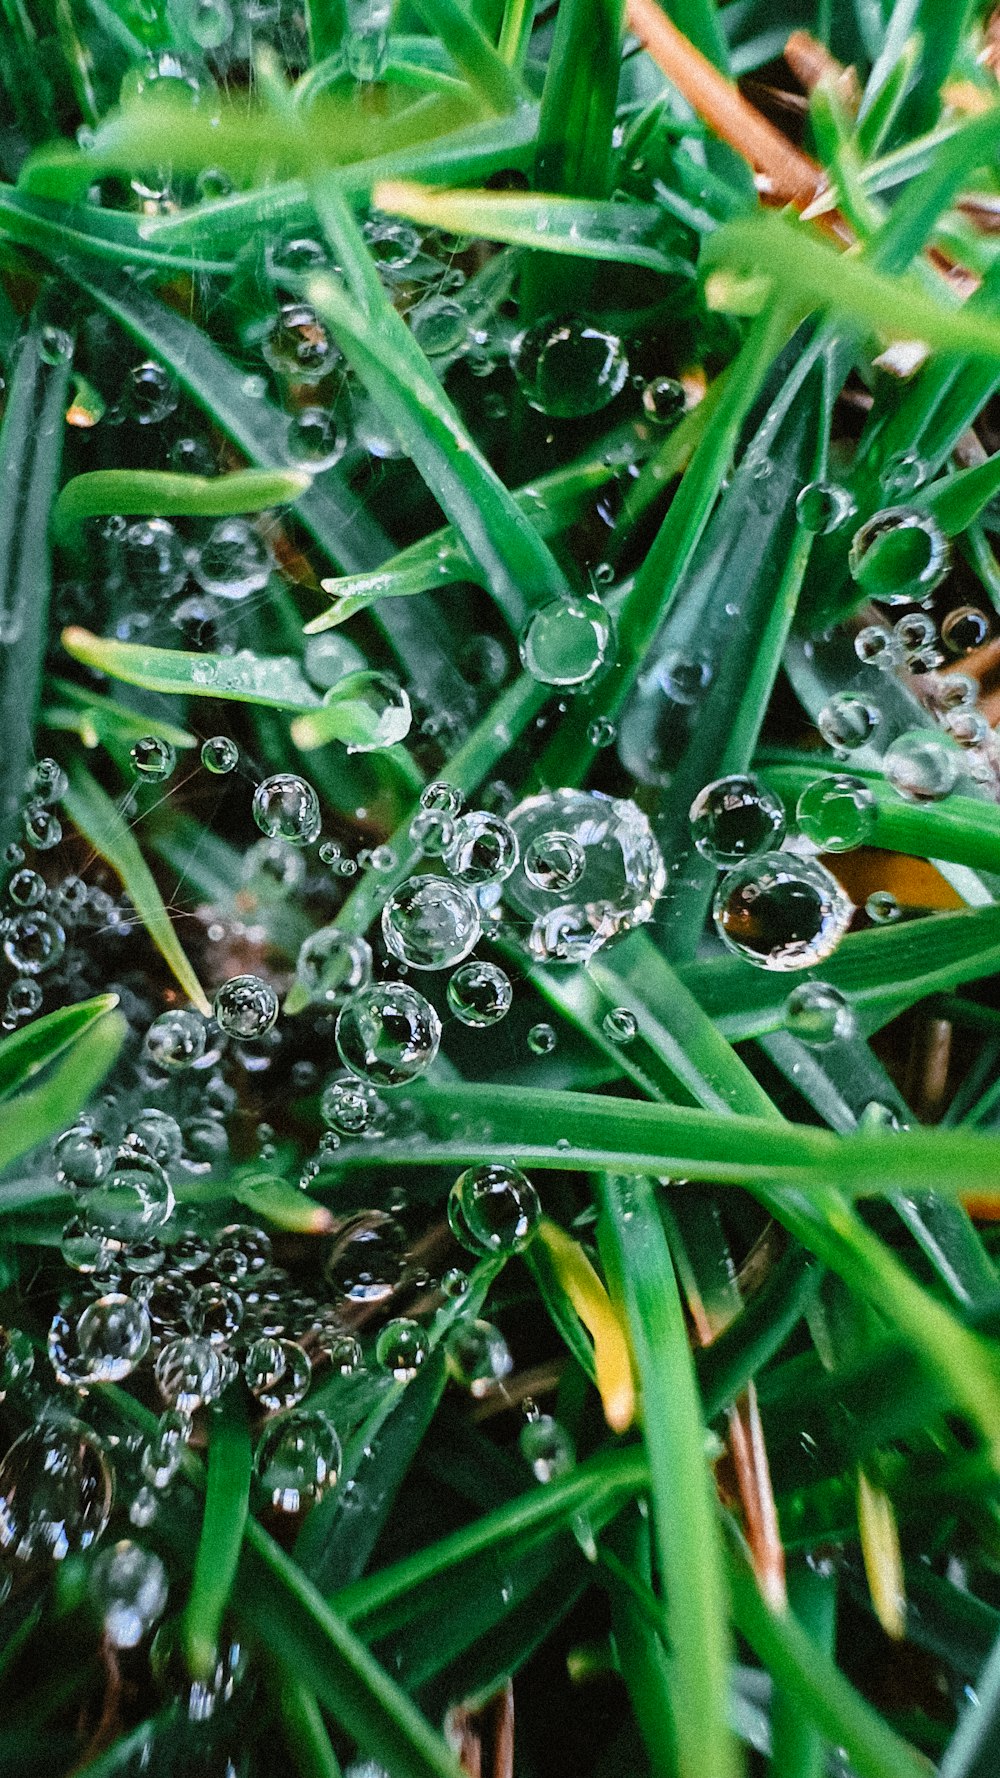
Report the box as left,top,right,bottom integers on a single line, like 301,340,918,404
62,628,320,713
408,0,524,113
52,467,310,548
182,1390,251,1682
597,1171,740,1778
703,209,1000,361
61,758,211,1014
0,1006,127,1176
0,993,121,1102
372,180,691,275
0,303,72,857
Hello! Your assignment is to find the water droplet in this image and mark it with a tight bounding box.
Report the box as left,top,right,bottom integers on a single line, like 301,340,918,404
252,774,321,846
448,1163,541,1255
74,1141,174,1238
129,359,179,425
262,304,339,383
55,1122,112,1188
795,480,855,534
816,693,881,752
7,868,45,908
421,781,463,816
89,1540,169,1647
39,324,73,366
382,875,481,970
640,375,685,425
796,774,876,852
602,1006,637,1044
321,1074,383,1135
527,1021,556,1054
848,507,949,605
520,597,612,687
513,314,628,417
296,926,372,1004
194,518,272,600
76,1294,151,1380
688,774,786,866
376,1317,430,1381
854,624,902,671
29,758,67,804
60,1215,110,1274
245,1337,311,1411
154,1335,224,1412
190,1282,243,1345
866,890,900,923
445,810,520,886
784,981,854,1045
522,832,586,893
201,735,238,774
130,736,176,783
883,731,960,802
409,808,455,856
255,1409,341,1513
447,960,513,1027
507,789,665,963
445,1318,512,1396
410,295,467,356
144,1008,207,1071
942,605,990,654
336,982,441,1083
120,519,188,600
713,856,853,971
22,803,61,850
879,450,926,498
0,1419,112,1561
519,1413,574,1482
214,974,278,1040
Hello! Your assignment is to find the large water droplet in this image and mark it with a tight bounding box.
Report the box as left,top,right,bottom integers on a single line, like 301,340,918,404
713,856,853,971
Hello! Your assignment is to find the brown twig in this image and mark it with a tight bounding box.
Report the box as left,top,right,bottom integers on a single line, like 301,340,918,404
446,1683,515,1778
784,29,861,113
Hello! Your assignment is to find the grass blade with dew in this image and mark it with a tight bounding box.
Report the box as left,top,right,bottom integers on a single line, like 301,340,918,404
62,629,321,714
0,300,72,858
61,757,211,1014
182,1389,252,1683
0,1005,127,1176
598,1171,741,1778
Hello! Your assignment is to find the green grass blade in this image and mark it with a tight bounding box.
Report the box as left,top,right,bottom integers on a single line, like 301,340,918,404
52,468,310,548
598,1172,741,1778
278,1681,344,1778
408,0,524,113
61,757,211,1014
0,1006,127,1176
62,627,320,713
0,993,121,1102
182,1390,252,1682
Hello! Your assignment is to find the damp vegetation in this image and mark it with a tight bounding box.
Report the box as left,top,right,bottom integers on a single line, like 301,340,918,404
10,1,1000,1776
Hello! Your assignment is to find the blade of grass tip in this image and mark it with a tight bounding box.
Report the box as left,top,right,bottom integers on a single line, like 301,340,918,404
533,1219,635,1431
597,1172,741,1778
857,1468,906,1641
763,763,1000,881
61,757,211,1015
0,1007,127,1176
182,1388,251,1683
278,1679,343,1778
0,993,121,1101
51,467,311,549
408,0,524,112
0,301,72,858
769,1558,837,1778
726,1532,931,1778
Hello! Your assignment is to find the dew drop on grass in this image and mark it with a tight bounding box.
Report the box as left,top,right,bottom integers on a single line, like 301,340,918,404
194,519,272,599
76,1141,175,1238
519,596,613,687
445,810,519,886
421,781,463,816
22,806,62,851
254,1408,341,1513
942,605,990,654
144,1008,207,1071
445,1318,513,1397
688,774,786,866
154,1335,224,1412
130,736,176,783
603,1006,637,1044
796,775,876,852
784,981,855,1045
0,1420,112,1561
448,1163,541,1256
376,1318,430,1381
321,1074,383,1134
295,926,372,1004
76,1294,151,1381
336,981,441,1084
447,960,513,1026
89,1541,169,1648
848,507,949,605
512,314,628,417
640,375,685,425
201,735,238,774
8,868,45,907
527,1021,556,1054
713,856,853,971
795,480,855,534
507,789,664,963
244,1337,311,1411
409,808,455,856
519,1413,574,1482
523,832,586,893
287,407,345,469
262,304,339,383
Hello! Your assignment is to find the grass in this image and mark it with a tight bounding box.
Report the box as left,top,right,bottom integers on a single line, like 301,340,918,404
6,1,1000,1775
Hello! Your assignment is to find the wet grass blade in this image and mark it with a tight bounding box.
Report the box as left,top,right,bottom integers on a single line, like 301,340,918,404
598,1171,740,1778
61,757,211,1014
182,1389,251,1682
0,1006,127,1175
62,628,320,712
